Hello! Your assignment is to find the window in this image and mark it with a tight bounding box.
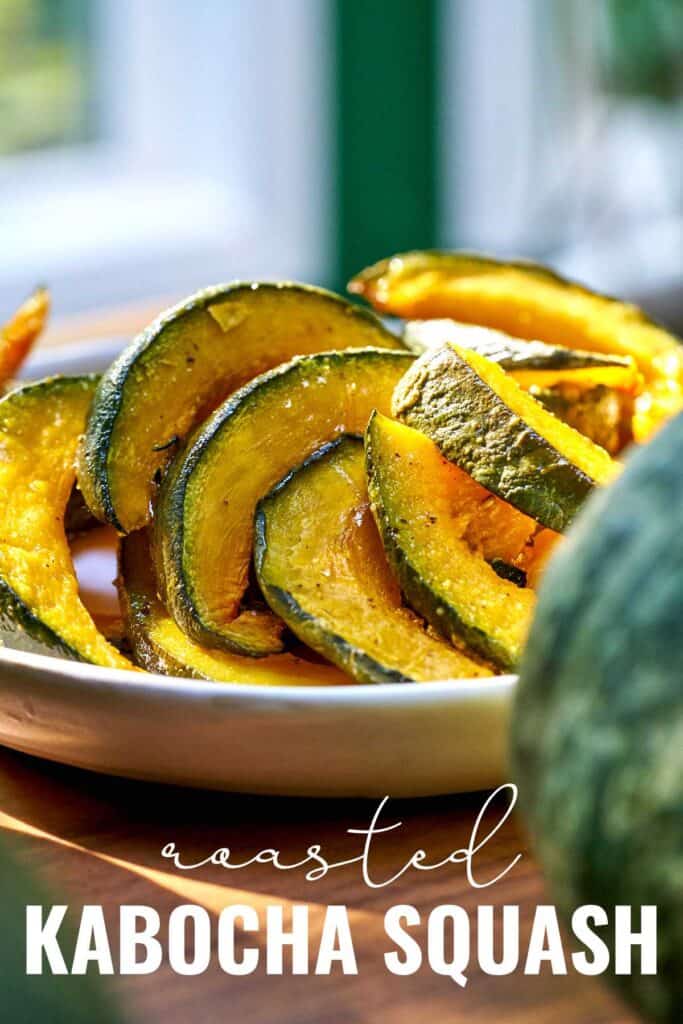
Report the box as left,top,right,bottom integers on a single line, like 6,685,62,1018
0,0,95,155
442,0,682,304
1,0,331,316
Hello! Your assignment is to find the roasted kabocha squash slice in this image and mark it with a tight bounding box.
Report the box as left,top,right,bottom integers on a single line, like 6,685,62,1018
365,413,559,670
254,437,492,684
154,348,413,653
78,282,404,535
0,287,50,388
403,320,639,389
351,250,683,440
393,342,618,533
403,320,639,453
0,376,134,667
118,531,350,686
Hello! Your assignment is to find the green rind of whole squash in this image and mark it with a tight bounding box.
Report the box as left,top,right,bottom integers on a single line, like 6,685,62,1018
393,343,596,533
154,348,413,654
511,411,683,1024
79,282,403,534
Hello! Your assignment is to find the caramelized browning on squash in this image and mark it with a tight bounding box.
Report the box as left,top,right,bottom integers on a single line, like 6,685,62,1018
366,413,558,668
154,348,413,653
0,377,133,667
393,342,619,533
79,283,403,534
119,531,350,685
0,287,49,386
352,251,683,439
255,437,492,683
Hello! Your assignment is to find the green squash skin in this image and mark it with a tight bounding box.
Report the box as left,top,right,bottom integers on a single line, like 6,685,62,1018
154,349,414,654
364,412,518,670
511,411,683,1024
0,376,99,662
254,437,413,685
79,281,402,534
0,576,84,661
393,344,594,533
403,320,633,371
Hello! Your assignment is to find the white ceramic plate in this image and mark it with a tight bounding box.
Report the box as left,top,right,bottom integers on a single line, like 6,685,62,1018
0,339,516,797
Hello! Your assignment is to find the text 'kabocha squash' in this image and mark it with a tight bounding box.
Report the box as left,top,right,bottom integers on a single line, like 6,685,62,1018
393,341,618,533
154,348,413,653
118,530,350,686
0,376,133,668
79,282,403,534
254,436,492,684
351,250,683,441
365,413,558,670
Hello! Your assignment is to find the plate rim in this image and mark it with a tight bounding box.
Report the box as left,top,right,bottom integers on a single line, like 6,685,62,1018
0,644,517,706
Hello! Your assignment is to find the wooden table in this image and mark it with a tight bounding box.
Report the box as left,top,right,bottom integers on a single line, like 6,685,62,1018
0,307,639,1024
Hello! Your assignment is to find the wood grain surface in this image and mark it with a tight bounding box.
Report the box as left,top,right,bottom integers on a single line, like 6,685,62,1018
0,310,640,1024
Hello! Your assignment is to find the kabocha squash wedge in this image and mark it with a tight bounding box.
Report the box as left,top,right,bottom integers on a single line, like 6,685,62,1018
393,342,618,533
154,348,413,652
365,413,557,670
118,531,350,686
0,376,133,668
254,437,492,684
403,320,639,389
0,287,50,387
404,320,638,453
351,250,683,439
79,282,403,534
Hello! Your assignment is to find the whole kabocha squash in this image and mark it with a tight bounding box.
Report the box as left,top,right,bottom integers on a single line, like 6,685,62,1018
511,411,683,1023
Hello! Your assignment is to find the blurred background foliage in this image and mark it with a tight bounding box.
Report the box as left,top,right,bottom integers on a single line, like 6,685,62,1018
0,0,94,154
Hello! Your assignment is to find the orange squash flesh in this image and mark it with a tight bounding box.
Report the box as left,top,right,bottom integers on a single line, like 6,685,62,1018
0,287,50,386
0,377,134,668
366,413,560,668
